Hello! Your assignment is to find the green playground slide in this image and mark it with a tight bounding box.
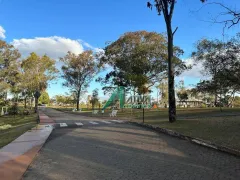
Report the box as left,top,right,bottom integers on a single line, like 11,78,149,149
102,86,125,110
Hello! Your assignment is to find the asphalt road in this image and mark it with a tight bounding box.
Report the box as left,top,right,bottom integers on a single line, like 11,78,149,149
23,108,240,180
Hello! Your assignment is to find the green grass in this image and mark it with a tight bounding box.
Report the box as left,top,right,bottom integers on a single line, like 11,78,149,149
0,123,36,148
54,107,240,150
146,117,240,150
0,112,38,148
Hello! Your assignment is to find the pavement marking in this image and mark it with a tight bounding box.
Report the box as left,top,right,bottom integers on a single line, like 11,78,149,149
89,121,99,125
102,120,111,124
75,122,83,126
111,120,124,123
59,123,68,127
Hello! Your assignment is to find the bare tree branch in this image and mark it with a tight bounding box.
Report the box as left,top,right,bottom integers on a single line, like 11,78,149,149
172,27,178,36
193,1,240,33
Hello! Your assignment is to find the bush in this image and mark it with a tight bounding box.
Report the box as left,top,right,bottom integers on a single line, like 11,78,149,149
23,109,30,115
8,103,19,115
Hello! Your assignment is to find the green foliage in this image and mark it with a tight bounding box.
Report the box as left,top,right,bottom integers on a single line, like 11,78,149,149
21,52,58,93
90,88,99,109
23,109,30,115
60,50,99,110
201,104,207,108
177,91,188,102
0,40,21,103
55,95,75,106
8,103,19,115
39,91,50,104
192,35,240,107
99,31,185,94
21,53,58,112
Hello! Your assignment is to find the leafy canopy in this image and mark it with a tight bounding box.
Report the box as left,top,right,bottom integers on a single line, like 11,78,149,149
99,31,185,94
21,52,58,93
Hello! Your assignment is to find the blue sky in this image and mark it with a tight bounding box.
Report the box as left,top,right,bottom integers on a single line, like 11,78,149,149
0,0,239,99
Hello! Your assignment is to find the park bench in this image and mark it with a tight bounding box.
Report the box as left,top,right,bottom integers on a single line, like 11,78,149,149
92,110,99,114
109,110,118,117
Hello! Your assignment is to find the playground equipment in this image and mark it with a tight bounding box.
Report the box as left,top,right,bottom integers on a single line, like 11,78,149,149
1,106,8,116
102,86,125,110
102,86,152,110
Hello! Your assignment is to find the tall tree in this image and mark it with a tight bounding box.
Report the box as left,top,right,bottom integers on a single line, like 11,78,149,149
60,50,98,111
147,0,207,122
192,36,240,106
0,40,21,102
99,31,185,96
21,52,57,112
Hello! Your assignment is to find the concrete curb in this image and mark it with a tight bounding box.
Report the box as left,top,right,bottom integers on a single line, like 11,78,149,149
0,112,54,180
128,121,240,157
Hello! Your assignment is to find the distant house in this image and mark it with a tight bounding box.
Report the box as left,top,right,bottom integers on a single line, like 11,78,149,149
176,91,214,108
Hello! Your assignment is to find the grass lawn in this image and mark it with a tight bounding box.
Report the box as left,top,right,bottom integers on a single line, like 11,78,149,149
0,113,38,148
146,116,240,151
54,106,240,150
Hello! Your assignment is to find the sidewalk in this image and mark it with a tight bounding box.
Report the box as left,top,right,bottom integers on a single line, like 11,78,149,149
0,111,55,180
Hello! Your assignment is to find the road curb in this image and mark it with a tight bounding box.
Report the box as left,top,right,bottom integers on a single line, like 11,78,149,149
128,121,240,157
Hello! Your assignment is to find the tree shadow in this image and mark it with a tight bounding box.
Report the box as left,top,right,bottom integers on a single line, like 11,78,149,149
23,123,240,180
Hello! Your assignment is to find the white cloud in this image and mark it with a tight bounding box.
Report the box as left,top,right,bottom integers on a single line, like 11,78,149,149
180,58,204,79
0,26,6,39
78,39,94,49
11,36,84,59
78,39,104,53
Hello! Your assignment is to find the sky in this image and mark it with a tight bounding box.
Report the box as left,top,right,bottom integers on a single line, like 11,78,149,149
0,0,239,100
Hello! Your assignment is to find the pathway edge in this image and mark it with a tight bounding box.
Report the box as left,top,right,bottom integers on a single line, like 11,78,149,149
0,112,55,180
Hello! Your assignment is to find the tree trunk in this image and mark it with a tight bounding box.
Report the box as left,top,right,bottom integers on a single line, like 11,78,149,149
24,97,27,109
30,98,33,109
34,97,38,113
214,92,218,107
76,89,81,111
76,96,79,111
166,21,177,123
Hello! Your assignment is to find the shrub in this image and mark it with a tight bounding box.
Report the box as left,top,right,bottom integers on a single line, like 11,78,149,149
8,103,19,115
23,109,30,115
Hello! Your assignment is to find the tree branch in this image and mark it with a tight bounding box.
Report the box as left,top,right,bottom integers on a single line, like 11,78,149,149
172,27,178,36
197,2,240,29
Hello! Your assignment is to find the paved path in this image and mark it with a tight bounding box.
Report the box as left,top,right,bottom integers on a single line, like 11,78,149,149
23,108,240,180
0,124,53,180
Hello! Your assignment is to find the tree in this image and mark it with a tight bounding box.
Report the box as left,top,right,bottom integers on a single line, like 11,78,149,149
157,79,168,106
90,88,99,110
55,95,65,105
0,40,21,103
60,50,99,111
21,52,58,112
176,79,188,105
192,35,240,106
147,0,209,122
177,91,188,103
39,91,50,105
99,31,185,96
200,2,240,29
